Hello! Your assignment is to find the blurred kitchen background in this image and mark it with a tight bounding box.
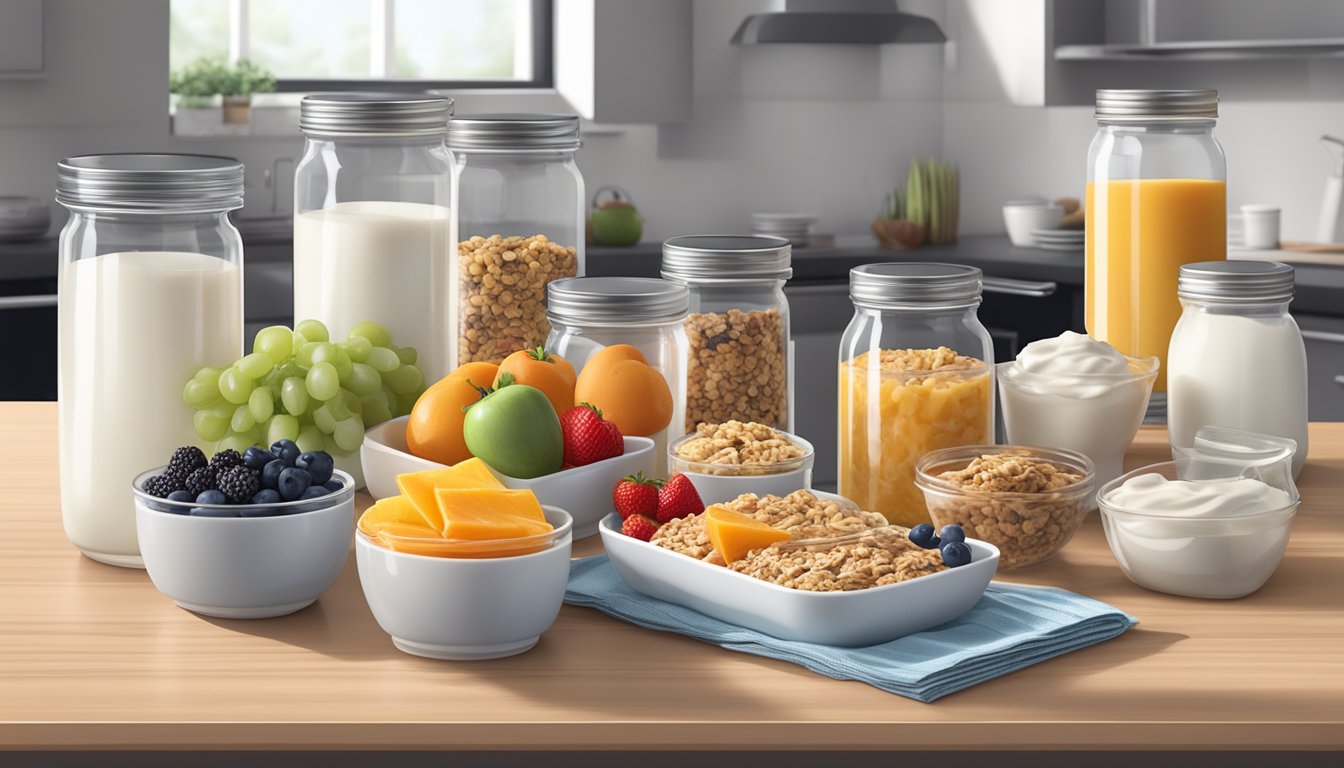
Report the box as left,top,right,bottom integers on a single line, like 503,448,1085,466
3,0,1343,486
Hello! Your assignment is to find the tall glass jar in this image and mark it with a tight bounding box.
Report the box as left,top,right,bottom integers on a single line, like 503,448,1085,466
1087,89,1227,416
56,154,245,567
1168,261,1308,478
837,263,994,527
545,276,688,475
449,113,585,366
660,235,792,433
295,93,454,381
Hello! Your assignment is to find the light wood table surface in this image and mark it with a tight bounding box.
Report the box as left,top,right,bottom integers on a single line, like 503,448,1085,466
2,403,1341,752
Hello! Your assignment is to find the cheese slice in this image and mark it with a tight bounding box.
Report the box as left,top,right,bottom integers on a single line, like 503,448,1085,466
434,487,552,541
358,496,440,538
395,458,506,532
704,505,793,564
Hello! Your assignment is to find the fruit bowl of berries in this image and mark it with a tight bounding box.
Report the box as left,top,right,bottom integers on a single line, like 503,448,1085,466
132,441,355,619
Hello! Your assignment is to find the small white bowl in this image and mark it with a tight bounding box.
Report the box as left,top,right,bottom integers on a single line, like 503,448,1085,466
1003,203,1063,247
356,506,573,660
667,430,815,505
362,415,654,539
133,469,355,619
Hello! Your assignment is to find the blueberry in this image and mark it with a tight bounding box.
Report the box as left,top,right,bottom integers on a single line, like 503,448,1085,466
190,507,239,518
250,488,282,505
299,485,330,500
167,490,194,503
294,451,334,485
940,540,972,568
261,459,286,490
271,439,301,466
195,489,228,505
278,467,312,501
908,523,939,549
939,525,966,544
321,480,343,493
242,445,273,471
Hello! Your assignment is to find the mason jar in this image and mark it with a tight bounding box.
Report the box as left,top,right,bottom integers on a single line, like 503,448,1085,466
837,263,995,527
295,93,454,380
449,113,585,366
56,153,245,567
1087,89,1226,418
545,276,688,475
660,235,792,433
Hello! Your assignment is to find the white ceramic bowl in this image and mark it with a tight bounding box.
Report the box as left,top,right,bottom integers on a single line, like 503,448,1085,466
667,430,815,505
599,499,998,646
133,469,356,619
356,506,573,660
1003,203,1063,247
362,415,654,539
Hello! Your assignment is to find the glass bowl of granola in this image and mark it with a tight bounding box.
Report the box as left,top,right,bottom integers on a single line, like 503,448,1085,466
914,445,1095,569
669,420,815,504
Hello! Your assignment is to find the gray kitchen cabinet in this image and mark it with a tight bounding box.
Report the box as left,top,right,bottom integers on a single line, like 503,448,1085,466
1298,313,1344,422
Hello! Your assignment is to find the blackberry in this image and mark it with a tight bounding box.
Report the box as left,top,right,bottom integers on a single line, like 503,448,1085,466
217,465,260,504
167,446,208,476
142,474,177,498
208,448,244,475
183,466,216,496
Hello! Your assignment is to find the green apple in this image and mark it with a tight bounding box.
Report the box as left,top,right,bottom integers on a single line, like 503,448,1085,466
591,201,643,247
462,373,564,479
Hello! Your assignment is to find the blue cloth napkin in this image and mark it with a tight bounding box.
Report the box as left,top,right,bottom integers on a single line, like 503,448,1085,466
565,555,1137,702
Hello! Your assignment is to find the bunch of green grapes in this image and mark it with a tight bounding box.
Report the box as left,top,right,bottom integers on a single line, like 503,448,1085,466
183,319,425,456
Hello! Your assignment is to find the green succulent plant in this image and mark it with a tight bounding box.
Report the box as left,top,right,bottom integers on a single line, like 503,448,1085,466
880,158,960,244
170,57,276,99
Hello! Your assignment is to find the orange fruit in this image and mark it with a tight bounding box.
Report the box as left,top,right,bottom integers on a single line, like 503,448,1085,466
405,362,498,466
493,346,575,417
574,345,673,437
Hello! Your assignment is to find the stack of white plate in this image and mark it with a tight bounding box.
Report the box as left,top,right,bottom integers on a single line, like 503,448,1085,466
751,213,817,246
0,196,50,241
1030,228,1085,251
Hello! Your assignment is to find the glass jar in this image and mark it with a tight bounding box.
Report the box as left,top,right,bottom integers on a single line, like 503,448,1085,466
294,93,454,380
545,276,688,475
660,235,793,433
449,113,585,366
1086,89,1227,413
56,153,245,568
1168,261,1308,478
837,263,995,527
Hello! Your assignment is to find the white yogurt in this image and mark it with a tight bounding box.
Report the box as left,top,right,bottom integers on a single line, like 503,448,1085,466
998,332,1157,486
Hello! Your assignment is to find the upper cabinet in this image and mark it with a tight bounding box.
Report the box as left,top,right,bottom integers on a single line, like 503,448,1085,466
0,0,43,77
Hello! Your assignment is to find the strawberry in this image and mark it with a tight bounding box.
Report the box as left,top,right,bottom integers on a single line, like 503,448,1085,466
560,402,624,467
612,471,660,520
656,473,704,523
620,514,660,542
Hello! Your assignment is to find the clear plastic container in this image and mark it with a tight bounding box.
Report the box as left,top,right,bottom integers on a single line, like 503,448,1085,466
56,153,245,568
295,93,454,380
837,263,995,527
660,235,793,433
449,113,585,365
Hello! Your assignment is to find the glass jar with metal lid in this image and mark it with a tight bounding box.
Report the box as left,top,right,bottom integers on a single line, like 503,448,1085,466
545,276,688,475
449,113,585,366
56,153,245,568
1086,89,1227,418
660,234,793,433
1168,261,1308,478
837,263,995,527
295,92,454,380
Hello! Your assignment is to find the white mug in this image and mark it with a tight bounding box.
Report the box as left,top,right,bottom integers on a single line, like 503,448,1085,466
1239,204,1280,250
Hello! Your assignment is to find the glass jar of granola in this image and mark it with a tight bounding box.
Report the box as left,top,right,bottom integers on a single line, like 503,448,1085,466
838,263,995,527
660,235,792,433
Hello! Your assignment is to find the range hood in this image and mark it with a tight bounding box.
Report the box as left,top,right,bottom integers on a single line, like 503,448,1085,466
731,0,945,45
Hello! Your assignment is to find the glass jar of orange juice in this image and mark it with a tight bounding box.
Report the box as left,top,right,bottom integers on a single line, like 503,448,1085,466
1086,89,1226,417
838,264,994,527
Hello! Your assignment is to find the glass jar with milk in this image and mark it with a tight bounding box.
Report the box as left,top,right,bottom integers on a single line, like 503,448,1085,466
295,93,454,381
56,154,245,567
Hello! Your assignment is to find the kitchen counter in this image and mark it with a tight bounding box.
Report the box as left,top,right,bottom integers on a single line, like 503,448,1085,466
2,402,1342,755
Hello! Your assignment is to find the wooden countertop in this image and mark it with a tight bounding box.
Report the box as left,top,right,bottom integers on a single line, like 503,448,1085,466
2,402,1341,752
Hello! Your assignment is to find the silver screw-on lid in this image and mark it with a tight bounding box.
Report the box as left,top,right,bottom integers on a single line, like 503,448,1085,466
300,92,453,138
849,262,983,309
547,277,689,325
56,153,244,213
446,113,581,150
660,235,793,282
1179,260,1294,303
1095,89,1218,120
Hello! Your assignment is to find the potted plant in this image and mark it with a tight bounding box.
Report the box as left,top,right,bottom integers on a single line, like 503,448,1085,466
170,57,276,125
872,158,960,250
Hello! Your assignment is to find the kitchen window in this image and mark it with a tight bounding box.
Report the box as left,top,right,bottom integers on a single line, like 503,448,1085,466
169,0,552,90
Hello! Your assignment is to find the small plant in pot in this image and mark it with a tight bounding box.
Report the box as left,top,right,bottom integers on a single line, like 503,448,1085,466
872,158,960,250
170,57,276,124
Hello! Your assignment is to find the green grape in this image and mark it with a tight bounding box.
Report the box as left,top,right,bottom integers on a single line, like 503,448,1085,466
309,342,338,366
291,331,306,357
218,366,255,405
194,366,225,386
296,318,329,343
253,325,294,366
209,401,235,419
360,396,393,426
313,402,338,434
183,378,221,409
332,347,353,380
281,376,308,416
395,346,418,366
231,405,256,433
322,432,352,458
305,362,340,401
340,387,362,415
296,425,324,454
384,364,424,395
344,363,382,397
344,335,372,363
193,410,229,442
267,413,301,444
296,341,320,368
236,352,273,380
349,320,390,348
248,387,274,423
366,346,400,373
333,415,365,453
217,433,258,456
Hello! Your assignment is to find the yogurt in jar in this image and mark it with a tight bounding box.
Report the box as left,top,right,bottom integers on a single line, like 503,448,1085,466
997,332,1158,486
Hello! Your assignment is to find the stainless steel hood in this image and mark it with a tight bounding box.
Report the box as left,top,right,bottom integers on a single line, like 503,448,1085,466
731,0,945,45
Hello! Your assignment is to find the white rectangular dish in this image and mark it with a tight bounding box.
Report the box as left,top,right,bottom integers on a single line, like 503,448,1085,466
598,510,999,646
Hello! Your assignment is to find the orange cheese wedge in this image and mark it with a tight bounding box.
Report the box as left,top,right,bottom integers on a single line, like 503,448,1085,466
704,505,793,564
434,487,552,541
359,495,439,539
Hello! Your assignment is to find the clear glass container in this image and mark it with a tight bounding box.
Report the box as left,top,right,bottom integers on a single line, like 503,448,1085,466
56,153,245,568
1167,261,1308,478
1086,89,1227,411
294,93,454,380
449,113,585,366
837,263,995,527
660,235,792,433
545,276,688,475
